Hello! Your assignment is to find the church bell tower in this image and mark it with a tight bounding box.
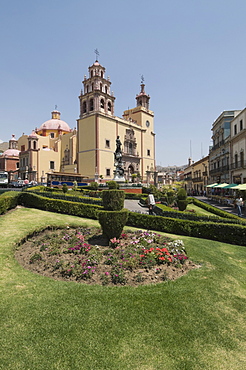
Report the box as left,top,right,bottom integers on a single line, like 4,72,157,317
79,59,115,118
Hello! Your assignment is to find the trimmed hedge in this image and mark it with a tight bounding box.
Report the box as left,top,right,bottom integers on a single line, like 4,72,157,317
189,197,240,220
0,191,19,214
18,192,102,219
24,190,102,206
127,212,246,246
124,193,146,200
154,205,245,225
14,191,246,246
98,209,129,240
101,189,125,211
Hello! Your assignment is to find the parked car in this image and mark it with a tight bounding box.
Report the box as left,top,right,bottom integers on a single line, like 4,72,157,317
11,180,25,188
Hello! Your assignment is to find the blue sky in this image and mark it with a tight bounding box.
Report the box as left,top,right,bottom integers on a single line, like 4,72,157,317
1,0,246,166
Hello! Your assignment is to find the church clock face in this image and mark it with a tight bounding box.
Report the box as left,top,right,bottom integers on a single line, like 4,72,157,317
146,120,150,127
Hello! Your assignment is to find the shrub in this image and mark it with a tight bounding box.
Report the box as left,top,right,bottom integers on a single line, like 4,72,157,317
101,189,125,211
0,191,19,214
62,183,68,194
177,188,188,211
90,181,99,190
18,192,101,219
106,181,119,189
126,212,246,246
190,197,240,220
98,209,129,240
177,188,187,201
154,205,244,225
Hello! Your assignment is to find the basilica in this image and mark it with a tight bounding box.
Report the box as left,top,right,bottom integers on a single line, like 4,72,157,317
1,59,156,184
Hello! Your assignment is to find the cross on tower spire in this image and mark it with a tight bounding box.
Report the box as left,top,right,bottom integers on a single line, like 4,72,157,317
94,48,99,61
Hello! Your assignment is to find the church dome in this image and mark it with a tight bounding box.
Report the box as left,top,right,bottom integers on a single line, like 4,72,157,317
38,110,71,133
3,148,20,157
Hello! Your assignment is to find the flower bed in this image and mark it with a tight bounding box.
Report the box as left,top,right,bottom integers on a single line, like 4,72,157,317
15,226,198,286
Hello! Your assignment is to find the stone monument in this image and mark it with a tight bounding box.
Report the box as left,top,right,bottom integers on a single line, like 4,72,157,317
113,136,125,182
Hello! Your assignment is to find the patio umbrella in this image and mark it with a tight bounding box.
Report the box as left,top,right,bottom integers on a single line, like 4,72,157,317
206,183,218,188
223,183,238,189
212,183,229,188
233,184,246,190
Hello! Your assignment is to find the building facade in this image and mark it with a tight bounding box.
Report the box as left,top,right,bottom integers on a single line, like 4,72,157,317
183,156,209,194
18,110,77,183
77,60,156,182
230,108,246,184
0,135,20,181
209,110,241,184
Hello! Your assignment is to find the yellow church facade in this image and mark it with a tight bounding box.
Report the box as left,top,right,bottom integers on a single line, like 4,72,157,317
17,110,77,183
16,59,156,185
77,60,156,183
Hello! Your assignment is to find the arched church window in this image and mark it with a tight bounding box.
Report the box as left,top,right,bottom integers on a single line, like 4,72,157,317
139,100,142,106
90,99,94,111
91,70,93,78
83,101,87,113
101,71,103,78
100,99,105,109
91,83,94,91
33,141,37,150
100,83,102,91
105,86,108,94
108,102,111,111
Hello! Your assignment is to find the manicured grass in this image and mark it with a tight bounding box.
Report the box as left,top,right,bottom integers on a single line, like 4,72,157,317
186,203,219,216
157,202,218,217
0,208,246,369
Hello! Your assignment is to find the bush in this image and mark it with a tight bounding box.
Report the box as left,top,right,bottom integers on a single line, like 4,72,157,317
177,188,187,201
101,190,125,211
90,181,99,190
98,209,129,240
126,212,246,246
0,191,19,214
62,183,68,194
18,192,101,219
154,205,244,225
177,199,188,211
176,188,188,211
106,181,119,189
190,197,240,220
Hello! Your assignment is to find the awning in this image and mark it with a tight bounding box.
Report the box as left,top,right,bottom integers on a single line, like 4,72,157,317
233,184,246,190
223,183,238,189
212,183,229,188
206,183,218,188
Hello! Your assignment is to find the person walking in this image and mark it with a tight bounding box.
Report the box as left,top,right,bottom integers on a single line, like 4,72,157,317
235,196,244,217
147,193,156,215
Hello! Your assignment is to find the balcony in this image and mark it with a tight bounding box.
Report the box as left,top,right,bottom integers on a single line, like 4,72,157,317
192,177,203,183
209,140,225,152
230,161,246,170
209,164,229,175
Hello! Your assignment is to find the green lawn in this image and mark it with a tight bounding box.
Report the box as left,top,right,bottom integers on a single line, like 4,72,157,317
157,202,217,217
0,208,246,369
186,203,219,216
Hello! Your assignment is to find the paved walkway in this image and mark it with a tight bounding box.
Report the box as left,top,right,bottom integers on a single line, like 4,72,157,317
193,196,245,218
124,199,148,214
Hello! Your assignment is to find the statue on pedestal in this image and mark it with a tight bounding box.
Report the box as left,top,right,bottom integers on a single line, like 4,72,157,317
113,136,125,182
